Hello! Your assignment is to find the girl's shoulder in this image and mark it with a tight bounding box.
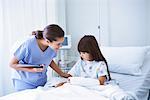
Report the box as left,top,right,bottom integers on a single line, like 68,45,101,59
95,61,106,66
100,61,106,65
77,59,82,62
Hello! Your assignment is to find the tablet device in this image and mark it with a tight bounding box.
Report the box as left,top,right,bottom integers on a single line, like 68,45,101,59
19,64,43,68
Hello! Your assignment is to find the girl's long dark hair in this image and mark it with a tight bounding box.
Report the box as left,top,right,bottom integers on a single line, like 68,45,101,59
78,35,111,81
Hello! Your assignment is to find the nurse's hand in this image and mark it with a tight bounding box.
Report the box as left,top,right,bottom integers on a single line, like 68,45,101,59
55,82,67,87
31,64,44,72
61,73,72,78
32,68,44,72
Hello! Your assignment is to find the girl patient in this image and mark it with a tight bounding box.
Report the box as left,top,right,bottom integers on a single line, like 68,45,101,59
68,35,111,85
56,35,111,87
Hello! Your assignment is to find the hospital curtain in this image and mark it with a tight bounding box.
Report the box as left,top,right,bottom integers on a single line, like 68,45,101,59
0,0,58,96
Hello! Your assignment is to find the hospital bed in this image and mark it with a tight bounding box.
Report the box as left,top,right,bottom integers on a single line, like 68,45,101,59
0,46,150,100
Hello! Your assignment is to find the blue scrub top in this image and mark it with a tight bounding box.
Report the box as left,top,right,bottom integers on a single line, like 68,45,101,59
12,36,56,86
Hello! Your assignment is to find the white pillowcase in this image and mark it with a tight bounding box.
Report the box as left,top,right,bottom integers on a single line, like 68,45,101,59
100,46,150,76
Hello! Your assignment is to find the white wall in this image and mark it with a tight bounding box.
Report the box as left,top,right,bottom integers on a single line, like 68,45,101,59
99,0,110,46
66,0,150,48
148,0,150,45
56,0,67,33
66,0,100,58
46,0,67,33
0,0,4,95
65,0,150,62
109,0,148,46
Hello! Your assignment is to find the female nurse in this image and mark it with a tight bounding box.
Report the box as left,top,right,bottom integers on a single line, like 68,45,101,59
9,24,71,91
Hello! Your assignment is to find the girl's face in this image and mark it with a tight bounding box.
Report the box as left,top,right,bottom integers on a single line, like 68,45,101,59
80,52,92,61
46,37,64,51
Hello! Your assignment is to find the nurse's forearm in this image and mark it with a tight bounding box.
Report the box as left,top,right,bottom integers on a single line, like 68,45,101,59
10,64,32,71
9,56,43,72
10,64,43,72
50,60,64,76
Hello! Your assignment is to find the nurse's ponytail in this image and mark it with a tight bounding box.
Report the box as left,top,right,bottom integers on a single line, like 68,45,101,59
32,30,43,39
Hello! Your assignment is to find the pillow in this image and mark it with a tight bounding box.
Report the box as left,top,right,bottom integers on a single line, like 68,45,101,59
100,46,150,76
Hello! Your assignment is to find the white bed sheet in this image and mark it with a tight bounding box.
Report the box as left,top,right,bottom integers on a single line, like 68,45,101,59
0,85,109,100
37,81,137,100
0,77,137,100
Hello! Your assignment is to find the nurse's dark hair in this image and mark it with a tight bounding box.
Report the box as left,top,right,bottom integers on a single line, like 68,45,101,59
32,24,64,42
78,35,111,81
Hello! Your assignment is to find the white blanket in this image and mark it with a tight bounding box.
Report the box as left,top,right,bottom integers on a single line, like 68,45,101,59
68,77,138,100
0,77,138,100
37,83,137,100
0,89,43,100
